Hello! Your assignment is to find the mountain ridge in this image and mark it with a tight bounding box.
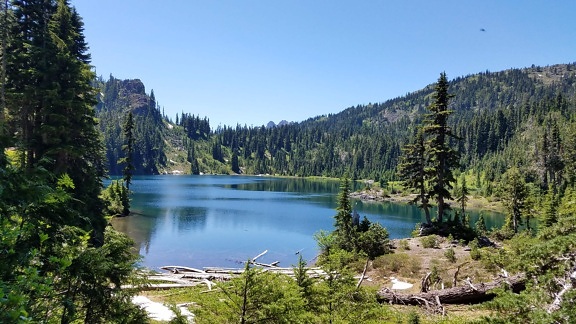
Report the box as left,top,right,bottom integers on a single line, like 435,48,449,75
95,63,576,185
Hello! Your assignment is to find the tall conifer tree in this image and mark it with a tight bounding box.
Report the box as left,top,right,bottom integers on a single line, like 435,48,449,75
120,110,135,189
398,128,432,224
423,72,459,222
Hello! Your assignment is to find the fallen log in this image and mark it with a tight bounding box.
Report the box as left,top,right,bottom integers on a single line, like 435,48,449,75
251,250,268,263
160,266,206,274
377,273,526,305
122,283,198,290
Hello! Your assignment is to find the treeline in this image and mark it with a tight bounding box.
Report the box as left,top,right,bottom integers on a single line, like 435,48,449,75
1,1,145,322
96,63,576,186
180,64,576,184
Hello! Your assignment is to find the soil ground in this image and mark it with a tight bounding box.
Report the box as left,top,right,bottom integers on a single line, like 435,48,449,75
362,237,496,294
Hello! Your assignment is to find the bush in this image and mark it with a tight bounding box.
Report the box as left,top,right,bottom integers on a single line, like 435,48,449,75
407,311,420,324
373,253,422,277
470,247,481,261
358,223,390,259
469,238,481,260
444,248,456,263
398,239,410,250
420,235,439,249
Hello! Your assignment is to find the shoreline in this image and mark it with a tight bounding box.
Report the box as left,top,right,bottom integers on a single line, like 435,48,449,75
350,188,506,214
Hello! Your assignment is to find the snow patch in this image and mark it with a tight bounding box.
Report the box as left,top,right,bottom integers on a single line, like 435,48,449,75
390,277,413,290
132,295,194,322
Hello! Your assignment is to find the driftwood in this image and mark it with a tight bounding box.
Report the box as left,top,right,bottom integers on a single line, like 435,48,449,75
377,273,526,305
251,250,268,263
160,266,206,274
356,258,370,289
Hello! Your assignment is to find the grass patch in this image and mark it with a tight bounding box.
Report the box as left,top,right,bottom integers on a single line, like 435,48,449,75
373,253,422,278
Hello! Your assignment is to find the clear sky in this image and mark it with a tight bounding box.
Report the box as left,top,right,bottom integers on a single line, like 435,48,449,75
72,0,576,128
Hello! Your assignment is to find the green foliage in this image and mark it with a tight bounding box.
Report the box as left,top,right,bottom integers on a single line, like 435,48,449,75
542,186,558,227
119,111,135,189
101,180,130,216
96,77,166,175
454,175,470,215
444,248,457,263
469,238,481,261
0,168,145,322
498,167,529,233
319,175,392,261
0,2,146,321
334,175,355,250
213,263,306,323
398,239,411,250
398,127,432,224
475,214,488,236
423,72,459,222
357,223,391,259
407,311,421,324
188,257,396,323
420,235,440,249
479,194,576,321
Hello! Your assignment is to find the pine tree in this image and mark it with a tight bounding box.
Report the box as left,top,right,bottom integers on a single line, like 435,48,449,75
500,167,528,233
423,72,459,222
334,175,354,250
6,0,106,243
0,0,9,165
119,111,135,189
543,186,558,227
398,128,432,224
0,2,144,321
231,150,240,174
475,214,487,236
455,175,470,216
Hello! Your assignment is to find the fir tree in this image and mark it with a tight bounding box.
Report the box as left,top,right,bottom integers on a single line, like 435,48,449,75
500,167,528,233
398,127,432,224
231,149,240,174
423,72,459,222
543,186,558,227
334,175,354,250
119,111,135,189
455,174,470,216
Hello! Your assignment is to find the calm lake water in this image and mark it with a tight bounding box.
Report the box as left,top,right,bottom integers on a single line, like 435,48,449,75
111,175,504,270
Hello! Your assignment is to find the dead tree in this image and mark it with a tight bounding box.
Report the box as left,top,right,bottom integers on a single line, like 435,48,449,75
377,273,525,305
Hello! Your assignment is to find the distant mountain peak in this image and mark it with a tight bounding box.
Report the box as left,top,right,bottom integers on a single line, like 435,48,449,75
266,120,290,128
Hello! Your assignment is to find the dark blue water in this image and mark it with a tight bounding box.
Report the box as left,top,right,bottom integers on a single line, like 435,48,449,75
111,175,504,270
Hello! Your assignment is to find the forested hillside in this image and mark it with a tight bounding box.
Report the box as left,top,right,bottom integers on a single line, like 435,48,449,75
95,76,166,175
97,63,576,185
216,64,576,181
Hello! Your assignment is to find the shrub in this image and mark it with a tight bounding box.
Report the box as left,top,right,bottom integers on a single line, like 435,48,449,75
420,235,439,249
407,311,420,324
398,239,410,250
444,248,456,263
358,223,390,259
469,238,481,260
470,247,481,261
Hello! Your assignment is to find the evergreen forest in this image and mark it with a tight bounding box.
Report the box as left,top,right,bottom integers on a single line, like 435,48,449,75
0,1,145,322
1,0,576,322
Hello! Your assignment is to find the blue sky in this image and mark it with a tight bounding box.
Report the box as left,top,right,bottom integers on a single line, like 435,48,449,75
73,1,576,127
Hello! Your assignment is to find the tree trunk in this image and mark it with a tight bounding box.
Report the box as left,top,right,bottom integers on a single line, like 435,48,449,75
377,273,525,305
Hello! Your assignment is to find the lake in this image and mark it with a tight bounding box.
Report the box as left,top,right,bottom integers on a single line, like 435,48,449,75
111,175,504,270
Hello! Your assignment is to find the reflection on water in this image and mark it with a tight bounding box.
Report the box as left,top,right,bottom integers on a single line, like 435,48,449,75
111,176,505,270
